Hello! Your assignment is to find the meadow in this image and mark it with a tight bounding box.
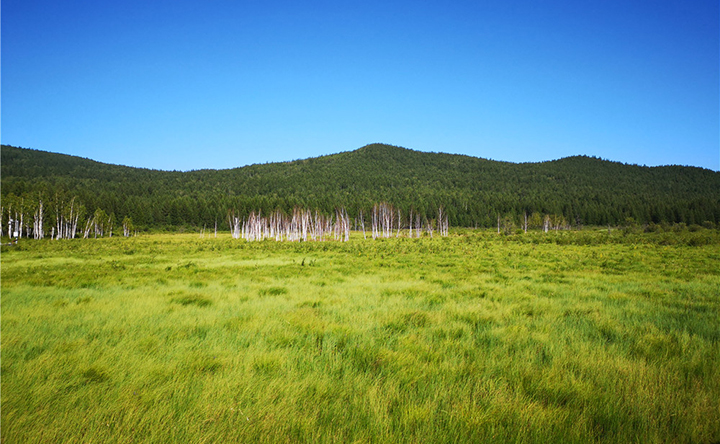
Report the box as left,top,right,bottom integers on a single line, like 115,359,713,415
1,229,719,443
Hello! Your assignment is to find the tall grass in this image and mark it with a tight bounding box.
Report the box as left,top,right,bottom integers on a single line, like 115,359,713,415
2,230,719,442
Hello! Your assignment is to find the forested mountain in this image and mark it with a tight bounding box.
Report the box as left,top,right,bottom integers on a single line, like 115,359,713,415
2,143,719,233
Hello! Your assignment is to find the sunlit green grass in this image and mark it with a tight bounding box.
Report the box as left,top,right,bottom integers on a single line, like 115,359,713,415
2,230,719,443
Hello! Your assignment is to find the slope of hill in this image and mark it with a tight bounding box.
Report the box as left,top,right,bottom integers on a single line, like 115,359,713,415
2,143,719,229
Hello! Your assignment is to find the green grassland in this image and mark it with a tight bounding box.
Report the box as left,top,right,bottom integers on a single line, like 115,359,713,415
2,230,719,443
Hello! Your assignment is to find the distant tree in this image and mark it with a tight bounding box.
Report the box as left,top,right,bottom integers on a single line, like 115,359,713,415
122,216,134,237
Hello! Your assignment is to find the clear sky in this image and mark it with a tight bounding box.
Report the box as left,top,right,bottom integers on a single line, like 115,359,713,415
2,0,718,171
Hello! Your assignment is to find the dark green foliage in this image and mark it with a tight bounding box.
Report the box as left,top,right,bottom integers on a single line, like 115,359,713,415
2,143,719,230
81,367,109,384
172,294,212,307
259,286,288,296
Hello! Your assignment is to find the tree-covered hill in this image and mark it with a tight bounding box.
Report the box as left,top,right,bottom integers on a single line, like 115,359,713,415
2,143,719,231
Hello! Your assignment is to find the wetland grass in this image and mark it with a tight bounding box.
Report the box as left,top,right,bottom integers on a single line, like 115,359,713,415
1,230,719,442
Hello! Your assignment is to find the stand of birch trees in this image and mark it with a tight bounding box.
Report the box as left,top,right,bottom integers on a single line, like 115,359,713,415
370,203,449,239
229,208,351,242
0,194,456,242
2,197,45,240
1,195,125,241
226,203,450,243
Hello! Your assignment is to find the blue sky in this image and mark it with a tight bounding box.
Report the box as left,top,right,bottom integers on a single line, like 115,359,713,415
2,0,718,171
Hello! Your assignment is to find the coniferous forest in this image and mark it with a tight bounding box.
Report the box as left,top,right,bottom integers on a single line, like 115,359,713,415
2,143,719,236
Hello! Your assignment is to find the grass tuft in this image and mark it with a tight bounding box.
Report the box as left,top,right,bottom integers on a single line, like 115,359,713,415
81,366,109,384
259,286,288,296
171,293,212,307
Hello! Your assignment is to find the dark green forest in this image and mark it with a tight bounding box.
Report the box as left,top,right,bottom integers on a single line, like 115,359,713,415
2,143,719,235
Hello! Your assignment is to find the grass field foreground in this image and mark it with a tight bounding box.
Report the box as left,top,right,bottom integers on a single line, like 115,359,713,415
2,230,719,442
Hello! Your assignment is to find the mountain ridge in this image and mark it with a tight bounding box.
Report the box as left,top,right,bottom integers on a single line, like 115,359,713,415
5,142,712,173
2,143,719,229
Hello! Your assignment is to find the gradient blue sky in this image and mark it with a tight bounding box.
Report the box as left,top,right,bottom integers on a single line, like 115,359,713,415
2,0,718,171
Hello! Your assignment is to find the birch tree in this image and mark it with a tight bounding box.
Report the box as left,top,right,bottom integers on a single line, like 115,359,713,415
437,207,449,237
359,210,366,240
33,200,44,239
122,216,134,237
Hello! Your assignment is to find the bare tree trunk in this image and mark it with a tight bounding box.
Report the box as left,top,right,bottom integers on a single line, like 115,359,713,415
39,201,44,239
344,208,350,242
84,217,93,239
396,209,402,237
359,210,366,240
408,209,413,238
437,207,449,237
33,202,43,239
55,203,62,240
72,213,79,239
